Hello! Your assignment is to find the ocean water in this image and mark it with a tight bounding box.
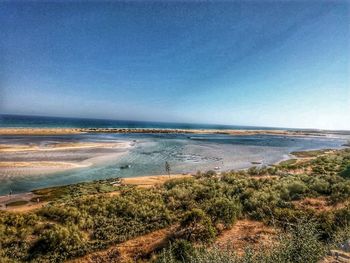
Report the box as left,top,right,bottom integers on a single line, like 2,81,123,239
0,114,286,130
0,131,347,195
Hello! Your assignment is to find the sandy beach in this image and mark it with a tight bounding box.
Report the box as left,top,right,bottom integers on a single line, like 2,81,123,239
0,161,87,169
0,128,84,135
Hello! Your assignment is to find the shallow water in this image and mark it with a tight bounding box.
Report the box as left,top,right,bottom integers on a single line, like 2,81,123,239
0,133,346,195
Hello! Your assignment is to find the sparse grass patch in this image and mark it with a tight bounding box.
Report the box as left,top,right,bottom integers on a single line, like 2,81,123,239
6,200,29,207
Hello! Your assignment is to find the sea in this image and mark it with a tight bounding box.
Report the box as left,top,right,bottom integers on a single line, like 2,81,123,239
0,114,348,194
0,114,283,130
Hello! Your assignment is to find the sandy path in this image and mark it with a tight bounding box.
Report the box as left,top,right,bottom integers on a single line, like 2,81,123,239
120,174,192,188
69,227,173,263
215,219,277,255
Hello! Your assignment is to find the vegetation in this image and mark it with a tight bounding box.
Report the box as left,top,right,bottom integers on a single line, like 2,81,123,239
0,149,349,262
157,221,326,263
6,200,29,207
31,178,122,202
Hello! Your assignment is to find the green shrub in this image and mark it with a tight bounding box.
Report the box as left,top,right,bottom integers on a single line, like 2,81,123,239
285,181,308,200
272,220,326,263
170,239,195,261
309,178,330,195
340,164,350,179
29,224,87,261
179,208,216,243
206,197,242,229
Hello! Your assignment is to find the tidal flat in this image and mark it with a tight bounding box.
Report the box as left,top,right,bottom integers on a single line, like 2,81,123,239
0,130,347,195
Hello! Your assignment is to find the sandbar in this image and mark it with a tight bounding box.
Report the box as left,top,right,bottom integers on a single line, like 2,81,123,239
0,127,328,137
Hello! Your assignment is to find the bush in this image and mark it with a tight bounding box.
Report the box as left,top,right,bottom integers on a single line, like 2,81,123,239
286,181,308,200
157,220,326,263
340,164,350,179
309,178,330,195
170,239,195,261
179,209,216,243
271,220,326,263
206,197,242,229
330,181,350,203
29,224,87,261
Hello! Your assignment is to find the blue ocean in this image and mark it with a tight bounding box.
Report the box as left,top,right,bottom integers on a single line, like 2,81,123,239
0,114,285,130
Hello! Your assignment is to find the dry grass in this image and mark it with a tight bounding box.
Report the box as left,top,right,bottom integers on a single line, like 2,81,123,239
6,202,47,213
292,197,347,212
214,219,278,255
120,174,192,188
320,250,350,263
68,227,173,263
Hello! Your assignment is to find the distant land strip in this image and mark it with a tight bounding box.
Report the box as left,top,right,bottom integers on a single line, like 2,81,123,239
0,127,334,136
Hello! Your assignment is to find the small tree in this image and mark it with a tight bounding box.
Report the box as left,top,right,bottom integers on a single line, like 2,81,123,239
165,161,171,178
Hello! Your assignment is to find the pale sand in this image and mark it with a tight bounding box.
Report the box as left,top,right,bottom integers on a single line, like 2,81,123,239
120,174,191,188
0,141,131,153
0,128,83,135
0,161,88,169
0,127,325,137
0,162,91,179
0,141,132,177
0,152,128,178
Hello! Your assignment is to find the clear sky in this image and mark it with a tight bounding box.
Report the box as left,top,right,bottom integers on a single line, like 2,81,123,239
1,1,349,130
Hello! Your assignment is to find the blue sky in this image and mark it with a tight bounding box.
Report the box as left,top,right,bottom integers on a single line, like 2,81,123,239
1,1,349,130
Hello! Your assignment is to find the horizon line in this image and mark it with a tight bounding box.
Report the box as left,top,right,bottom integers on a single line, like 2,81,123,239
1,113,349,132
